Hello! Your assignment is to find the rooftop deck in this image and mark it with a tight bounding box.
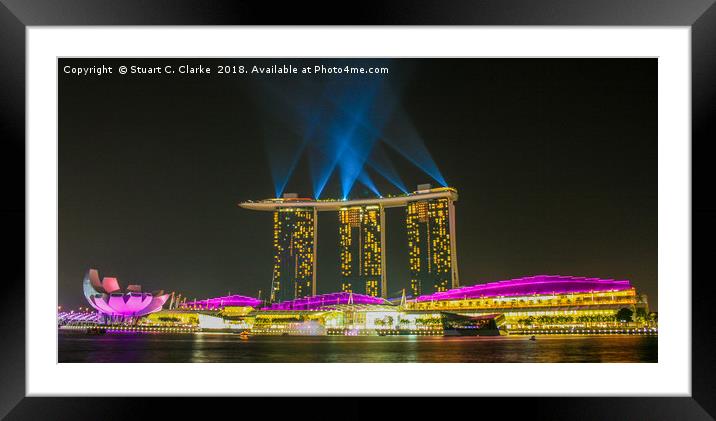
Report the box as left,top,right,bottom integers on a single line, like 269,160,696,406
239,188,458,211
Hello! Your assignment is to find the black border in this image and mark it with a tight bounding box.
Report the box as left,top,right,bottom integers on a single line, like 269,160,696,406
1,0,714,418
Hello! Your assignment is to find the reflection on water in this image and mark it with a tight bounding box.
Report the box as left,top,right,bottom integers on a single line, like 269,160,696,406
58,334,657,363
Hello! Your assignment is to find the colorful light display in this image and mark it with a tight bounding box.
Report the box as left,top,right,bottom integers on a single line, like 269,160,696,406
82,269,169,317
178,294,262,310
263,292,387,311
240,186,459,303
415,275,633,302
72,270,653,336
339,205,384,297
407,192,458,296
270,206,317,302
57,311,101,324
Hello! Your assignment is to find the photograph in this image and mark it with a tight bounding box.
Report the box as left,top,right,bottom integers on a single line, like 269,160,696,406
4,0,714,415
57,57,658,363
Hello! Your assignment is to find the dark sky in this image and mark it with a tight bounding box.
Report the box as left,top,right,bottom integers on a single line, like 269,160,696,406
59,58,657,310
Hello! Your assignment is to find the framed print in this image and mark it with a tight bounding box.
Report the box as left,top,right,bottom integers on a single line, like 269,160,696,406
1,0,714,418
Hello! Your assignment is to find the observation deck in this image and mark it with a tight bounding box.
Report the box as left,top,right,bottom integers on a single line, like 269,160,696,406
239,187,458,211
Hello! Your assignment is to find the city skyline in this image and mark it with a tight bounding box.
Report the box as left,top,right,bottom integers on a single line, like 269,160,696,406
58,58,657,310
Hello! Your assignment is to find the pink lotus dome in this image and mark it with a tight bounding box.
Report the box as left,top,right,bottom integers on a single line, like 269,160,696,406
82,269,169,317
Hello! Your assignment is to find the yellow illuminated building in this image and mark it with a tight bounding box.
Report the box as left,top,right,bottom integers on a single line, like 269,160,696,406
145,310,199,326
405,288,642,330
239,185,459,301
339,206,385,297
406,196,458,296
271,208,317,303
136,286,653,336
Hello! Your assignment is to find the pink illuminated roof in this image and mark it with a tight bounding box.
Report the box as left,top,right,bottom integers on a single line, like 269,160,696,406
178,294,262,310
263,292,388,311
416,275,633,302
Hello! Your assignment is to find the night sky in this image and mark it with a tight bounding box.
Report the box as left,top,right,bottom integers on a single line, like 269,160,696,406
59,58,657,310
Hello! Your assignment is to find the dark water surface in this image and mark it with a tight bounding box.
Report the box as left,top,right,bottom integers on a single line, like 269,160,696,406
59,333,657,363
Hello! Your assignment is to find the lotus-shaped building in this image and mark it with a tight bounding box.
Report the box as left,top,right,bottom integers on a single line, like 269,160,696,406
82,269,169,317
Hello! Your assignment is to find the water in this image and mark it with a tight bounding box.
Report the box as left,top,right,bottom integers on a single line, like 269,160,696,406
58,333,657,363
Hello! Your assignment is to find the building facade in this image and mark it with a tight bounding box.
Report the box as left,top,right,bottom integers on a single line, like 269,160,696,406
270,207,317,302
240,186,459,302
406,190,459,296
77,271,655,337
339,205,385,297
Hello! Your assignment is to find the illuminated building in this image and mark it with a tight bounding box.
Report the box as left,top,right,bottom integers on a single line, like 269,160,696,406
264,291,388,310
414,275,633,301
409,275,649,333
73,270,655,335
339,205,386,297
246,275,647,336
239,185,459,302
82,269,169,319
406,184,459,296
178,294,261,310
269,197,317,303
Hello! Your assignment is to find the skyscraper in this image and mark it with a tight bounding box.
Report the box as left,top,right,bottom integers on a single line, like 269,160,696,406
240,186,457,301
339,205,385,297
270,207,317,303
406,186,459,296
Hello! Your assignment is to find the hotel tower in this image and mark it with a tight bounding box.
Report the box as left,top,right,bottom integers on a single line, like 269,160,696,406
270,200,317,303
240,185,458,302
339,205,386,297
406,184,459,296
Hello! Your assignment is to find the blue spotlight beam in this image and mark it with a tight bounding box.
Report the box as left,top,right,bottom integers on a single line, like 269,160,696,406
255,79,331,197
380,106,447,187
325,82,447,189
269,135,311,198
366,143,408,193
254,62,447,200
312,80,381,199
357,170,381,197
310,140,348,199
